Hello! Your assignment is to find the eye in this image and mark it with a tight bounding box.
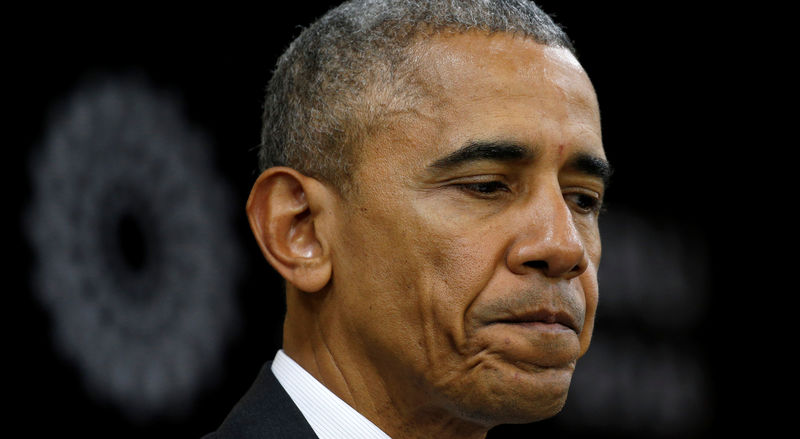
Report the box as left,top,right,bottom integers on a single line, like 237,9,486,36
565,192,603,214
456,181,510,197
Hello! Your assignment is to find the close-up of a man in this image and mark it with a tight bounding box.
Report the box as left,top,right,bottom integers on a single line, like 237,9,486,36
205,0,611,437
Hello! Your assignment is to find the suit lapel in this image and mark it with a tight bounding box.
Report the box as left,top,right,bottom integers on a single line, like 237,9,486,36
206,361,318,438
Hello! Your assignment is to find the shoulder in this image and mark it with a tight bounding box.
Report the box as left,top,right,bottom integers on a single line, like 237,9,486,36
204,361,318,439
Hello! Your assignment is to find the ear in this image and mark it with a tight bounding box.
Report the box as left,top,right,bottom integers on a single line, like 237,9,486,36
246,167,333,293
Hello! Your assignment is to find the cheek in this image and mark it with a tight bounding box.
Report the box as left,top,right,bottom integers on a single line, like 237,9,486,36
388,220,500,351
421,233,496,321
331,222,431,371
332,208,467,352
333,195,505,368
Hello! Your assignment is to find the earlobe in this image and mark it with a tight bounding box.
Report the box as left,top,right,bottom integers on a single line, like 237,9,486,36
246,167,333,293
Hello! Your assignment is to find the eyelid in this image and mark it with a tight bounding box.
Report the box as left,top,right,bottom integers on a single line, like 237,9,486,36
441,173,508,184
446,175,512,198
562,187,604,214
562,184,604,199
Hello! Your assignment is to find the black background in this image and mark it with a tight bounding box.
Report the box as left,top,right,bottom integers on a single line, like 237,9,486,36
10,2,767,437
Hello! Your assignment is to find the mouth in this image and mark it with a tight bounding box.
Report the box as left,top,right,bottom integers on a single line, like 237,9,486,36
492,309,579,333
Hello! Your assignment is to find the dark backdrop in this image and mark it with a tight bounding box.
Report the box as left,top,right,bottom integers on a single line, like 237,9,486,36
10,2,762,438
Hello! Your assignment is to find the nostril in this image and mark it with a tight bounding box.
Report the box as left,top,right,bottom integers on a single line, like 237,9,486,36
523,260,548,270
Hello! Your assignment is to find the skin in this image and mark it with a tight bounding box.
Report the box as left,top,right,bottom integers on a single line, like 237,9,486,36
248,31,606,439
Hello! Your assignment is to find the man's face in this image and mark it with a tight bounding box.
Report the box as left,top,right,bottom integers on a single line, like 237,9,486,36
324,32,606,426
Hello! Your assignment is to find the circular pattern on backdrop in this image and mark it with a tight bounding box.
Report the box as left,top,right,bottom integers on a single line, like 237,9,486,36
26,75,241,421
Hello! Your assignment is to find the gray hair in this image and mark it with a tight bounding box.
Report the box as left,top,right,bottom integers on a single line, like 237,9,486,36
259,0,574,193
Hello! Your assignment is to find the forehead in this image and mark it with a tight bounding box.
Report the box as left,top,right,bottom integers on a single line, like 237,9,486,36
417,31,589,97
355,31,603,178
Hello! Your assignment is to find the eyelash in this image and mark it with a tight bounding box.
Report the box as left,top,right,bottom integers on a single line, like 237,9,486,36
456,181,510,196
565,192,603,214
455,181,603,214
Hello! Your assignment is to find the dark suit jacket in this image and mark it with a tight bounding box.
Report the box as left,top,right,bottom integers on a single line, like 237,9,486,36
204,361,319,438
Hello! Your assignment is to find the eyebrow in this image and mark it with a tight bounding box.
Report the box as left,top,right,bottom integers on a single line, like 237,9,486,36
566,153,614,188
428,141,535,169
428,140,612,188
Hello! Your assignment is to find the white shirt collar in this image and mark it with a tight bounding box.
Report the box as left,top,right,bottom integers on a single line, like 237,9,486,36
271,349,392,439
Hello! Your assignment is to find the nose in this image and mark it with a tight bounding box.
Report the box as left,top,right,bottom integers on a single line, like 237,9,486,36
506,187,588,279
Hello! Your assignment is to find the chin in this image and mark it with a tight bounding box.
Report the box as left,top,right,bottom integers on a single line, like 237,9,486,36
447,363,575,427
498,372,572,424
505,387,570,424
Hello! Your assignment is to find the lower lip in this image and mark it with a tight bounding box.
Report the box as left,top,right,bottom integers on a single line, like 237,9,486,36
500,321,573,333
483,321,580,366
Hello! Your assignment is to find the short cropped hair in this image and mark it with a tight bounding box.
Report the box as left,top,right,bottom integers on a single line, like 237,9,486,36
259,0,574,193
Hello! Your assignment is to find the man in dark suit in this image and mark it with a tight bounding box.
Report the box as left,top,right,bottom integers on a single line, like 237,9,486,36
206,0,610,437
